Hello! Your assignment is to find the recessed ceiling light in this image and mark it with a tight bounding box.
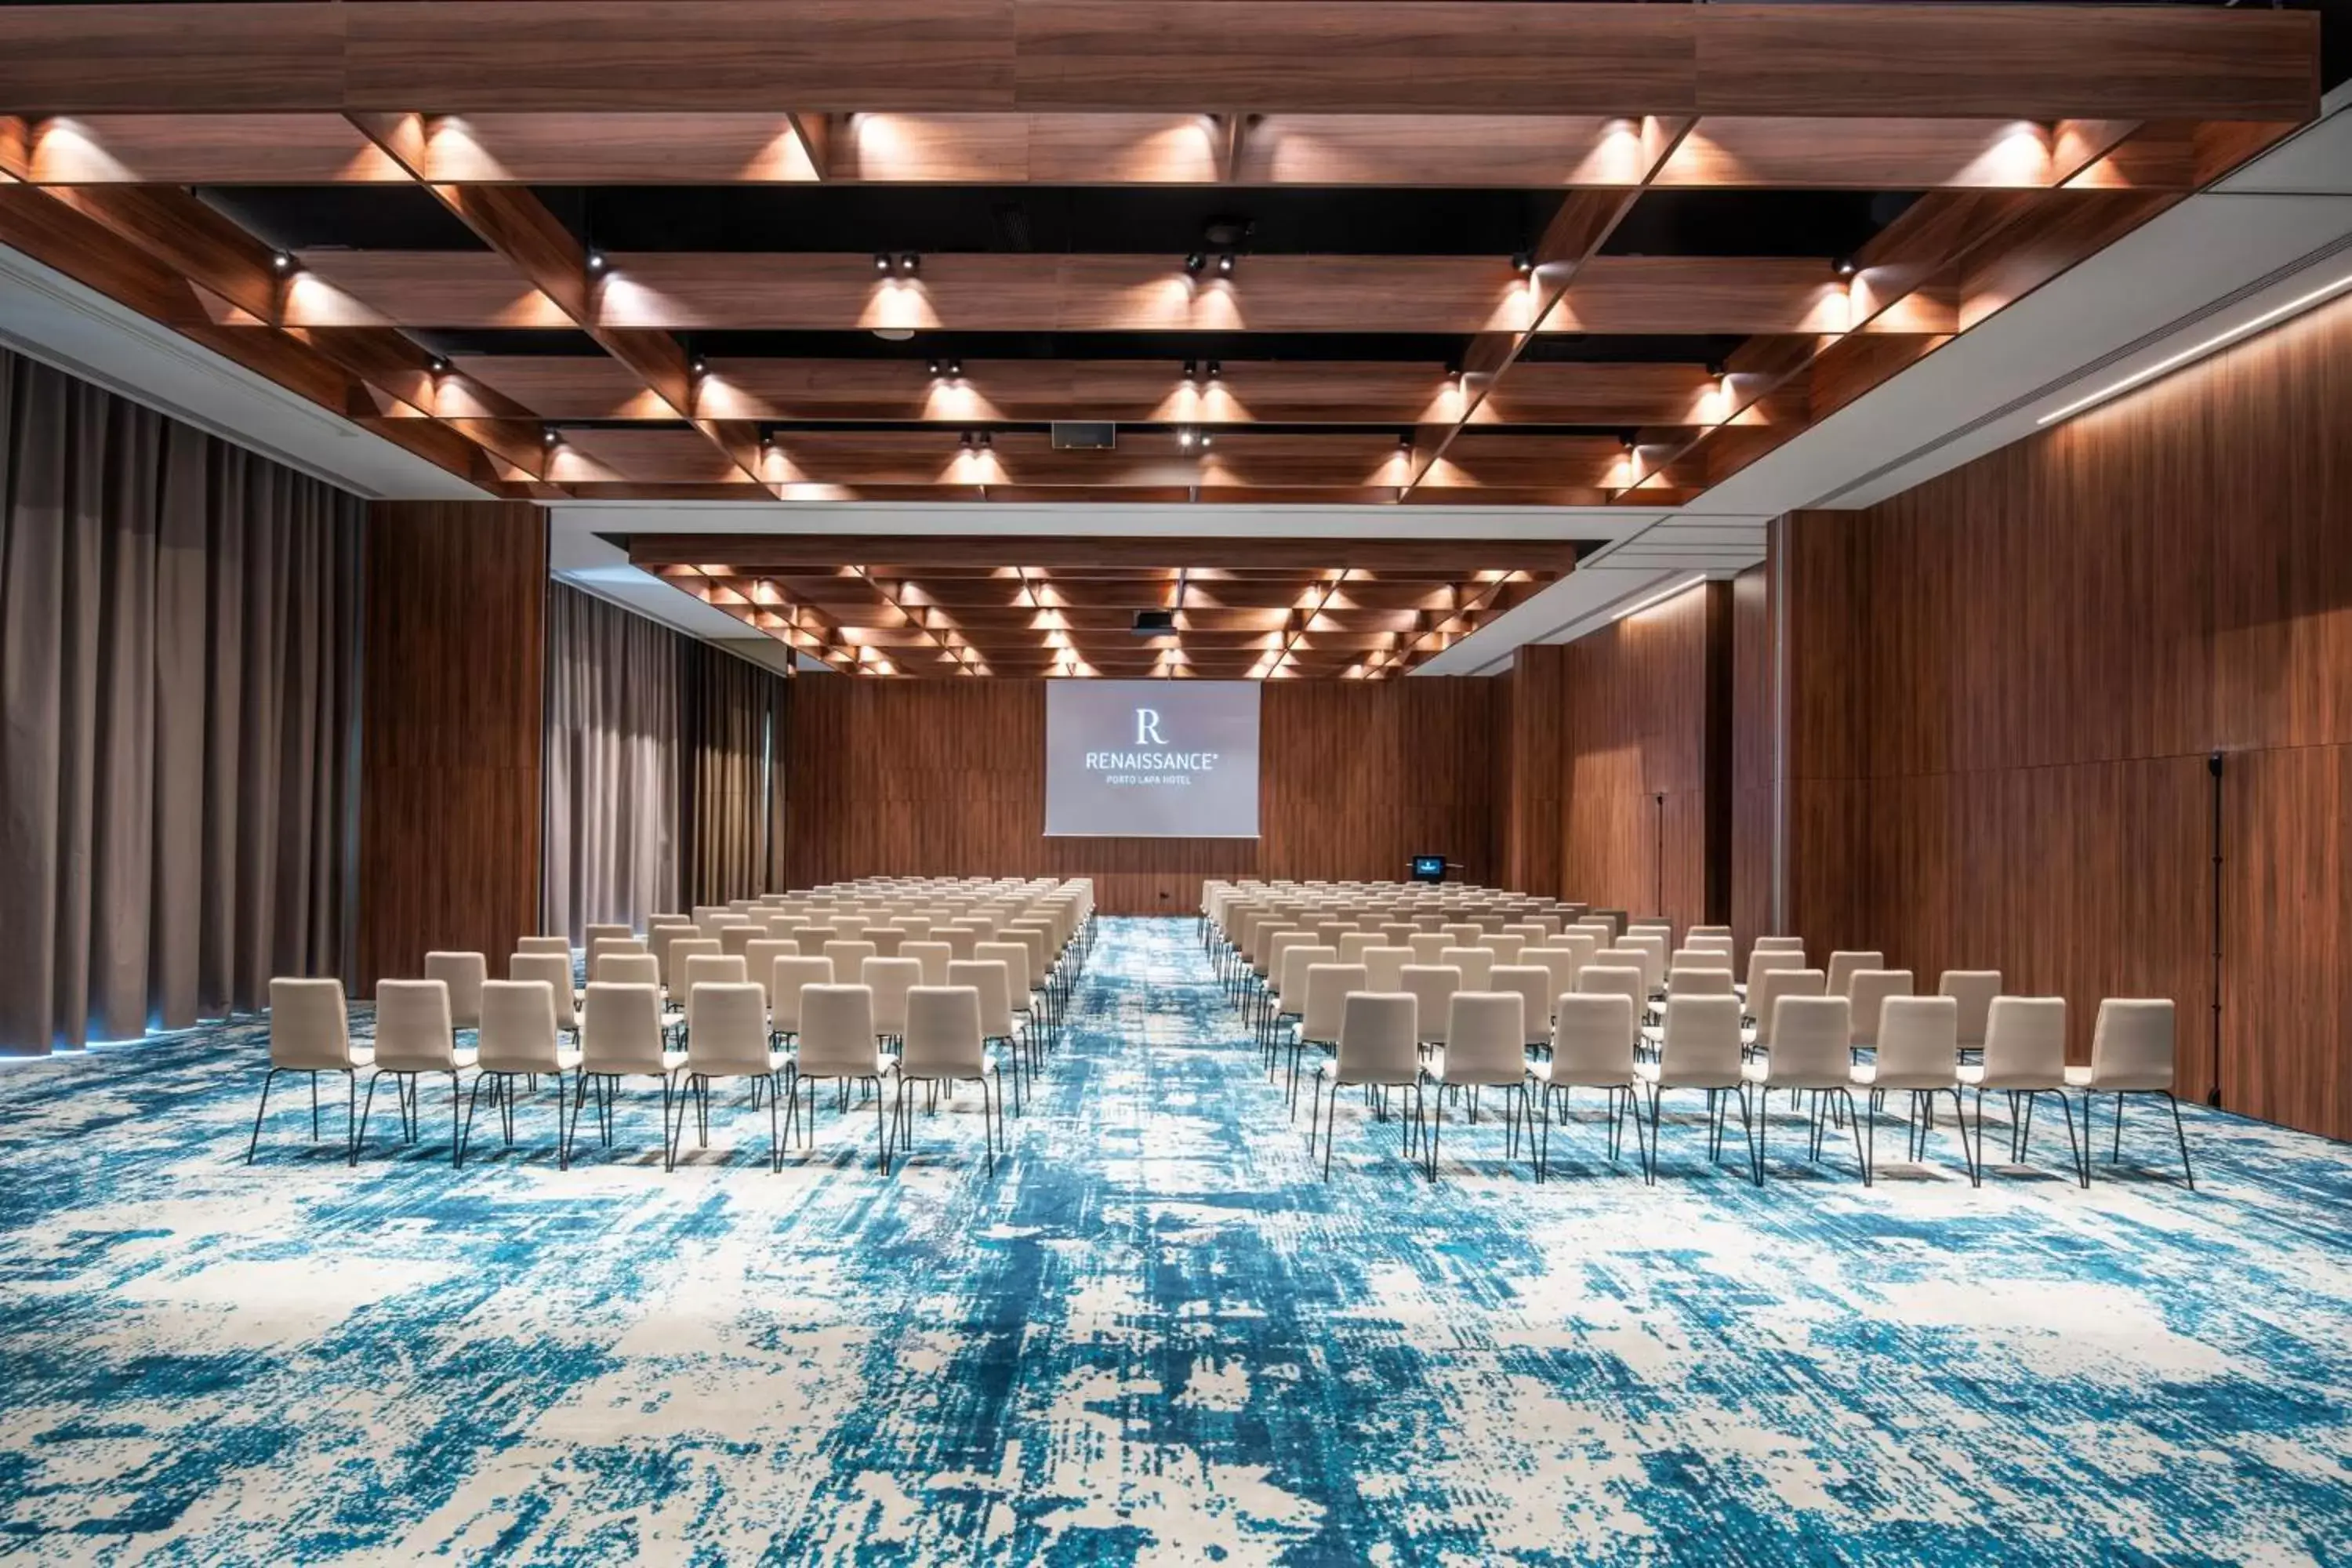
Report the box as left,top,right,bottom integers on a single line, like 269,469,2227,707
899,252,920,274
271,250,294,272
1216,253,1235,275
428,357,448,374
946,358,962,377
543,427,561,447
689,356,707,376
927,358,942,376
1200,433,1214,450
586,249,608,274
874,253,892,273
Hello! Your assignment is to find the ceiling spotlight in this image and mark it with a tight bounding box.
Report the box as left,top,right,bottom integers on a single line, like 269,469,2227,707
874,252,893,273
760,431,774,448
1398,433,1413,450
1199,433,1214,450
960,431,975,449
1178,428,1196,450
928,358,942,376
1182,359,1197,379
1216,252,1236,275
899,252,920,274
946,358,963,377
1207,360,1222,380
586,249,608,274
270,250,294,273
977,431,991,449
1834,256,1858,278
1185,252,1206,274
1512,252,1533,275
428,357,448,374
689,355,707,377
543,427,561,448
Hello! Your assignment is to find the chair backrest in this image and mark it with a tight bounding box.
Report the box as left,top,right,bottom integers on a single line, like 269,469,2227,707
1938,970,2002,1049
742,940,796,1003
579,982,668,1076
583,922,634,948
2088,998,2176,1090
1618,933,1667,992
1276,945,1339,1010
1551,993,1636,1082
1576,964,1647,1029
1875,995,1959,1083
862,956,924,1034
1826,949,1885,998
508,952,578,1028
517,935,572,958
268,978,356,1069
1766,995,1853,1086
867,927,906,958
1334,993,1419,1085
1490,964,1555,1047
1378,922,1418,946
795,984,880,1077
822,939,877,978
893,940,948,985
597,951,660,989
1443,922,1483,947
1667,966,1733,996
662,938,721,989
938,927,981,960
1980,996,2067,1086
899,985,985,1077
590,937,647,975
1444,991,1527,1083
891,916,933,941
681,952,747,996
1744,946,1806,996
1360,946,1411,992
1847,968,1915,1048
423,950,488,1027
1301,962,1367,1044
1501,921,1548,945
1754,935,1805,954
1406,932,1453,966
1520,946,1581,1013
1687,924,1733,942
477,978,561,1073
1478,932,1526,966
1655,994,1744,1087
372,978,457,1071
1399,964,1459,1045
768,955,836,1033
1439,946,1494,990
1749,966,1825,1047
974,942,1036,1007
948,958,1017,1038
1338,932,1380,966
685,982,773,1076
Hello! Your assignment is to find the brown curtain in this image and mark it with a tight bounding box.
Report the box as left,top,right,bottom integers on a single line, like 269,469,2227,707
0,348,362,1054
684,643,786,906
542,583,685,939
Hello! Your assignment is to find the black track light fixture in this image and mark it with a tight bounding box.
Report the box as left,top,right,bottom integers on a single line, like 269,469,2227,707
946,357,962,377
271,250,295,273
874,252,893,273
428,357,448,374
1181,359,1198,379
1216,252,1236,275
1834,256,1858,278
1512,252,1533,275
586,249,608,274
1206,360,1222,380
543,427,561,448
1185,252,1206,274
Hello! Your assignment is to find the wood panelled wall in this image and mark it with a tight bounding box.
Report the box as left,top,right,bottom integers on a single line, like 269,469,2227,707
1729,562,1776,953
785,677,1494,913
1755,287,2352,1140
358,501,546,987
1486,583,1733,929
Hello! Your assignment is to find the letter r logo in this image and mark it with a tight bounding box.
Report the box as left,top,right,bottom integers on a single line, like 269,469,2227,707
1135,708,1165,745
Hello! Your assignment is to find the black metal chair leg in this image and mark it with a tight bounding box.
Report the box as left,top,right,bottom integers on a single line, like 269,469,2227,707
356,1073,384,1160
2165,1092,2195,1190
246,1069,281,1163
459,1073,488,1167
346,1075,358,1165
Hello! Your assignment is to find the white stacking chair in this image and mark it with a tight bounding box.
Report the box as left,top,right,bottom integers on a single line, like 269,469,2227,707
509,951,580,1035
1399,964,1459,1051
1960,996,2082,1182
681,954,748,1040
1744,946,1806,999
867,927,907,958
791,983,894,1171
1755,935,1806,955
768,956,834,1046
1490,964,1556,1059
465,978,579,1167
862,956,924,1046
1854,994,1975,1185
1338,932,1381,966
583,923,634,949
893,985,1007,1174
590,937,648,977
902,940,953,987
423,950,488,1032
597,951,660,990
1634,994,1750,1182
1748,966,1826,1057
1533,993,1644,1176
975,942,1041,1064
663,937,721,993
1666,965,1734,996
1577,964,1648,1058
359,978,470,1164
568,981,684,1167
1406,932,1453,967
250,978,370,1166
1288,961,1367,1114
1521,946,1581,1021
1848,969,1915,1053
1306,992,1426,1181
1478,932,1527,967
950,957,1027,1115
822,939,878,984
1940,970,2002,1058
2069,999,2190,1188
1439,946,1494,991
672,982,787,1171
517,935,572,959
742,939,797,1004
1362,945,1412,993
1425,991,1538,1181
1743,994,1865,1183
1826,949,1884,999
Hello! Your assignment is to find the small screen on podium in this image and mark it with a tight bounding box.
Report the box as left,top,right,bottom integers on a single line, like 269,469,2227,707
1411,855,1447,882
1044,680,1260,838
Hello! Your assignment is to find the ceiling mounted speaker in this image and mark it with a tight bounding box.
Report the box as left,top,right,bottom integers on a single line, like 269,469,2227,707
1052,421,1116,451
1131,608,1177,636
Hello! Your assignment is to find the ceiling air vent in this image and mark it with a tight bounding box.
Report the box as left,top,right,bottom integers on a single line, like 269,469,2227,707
1132,608,1178,636
1052,421,1117,451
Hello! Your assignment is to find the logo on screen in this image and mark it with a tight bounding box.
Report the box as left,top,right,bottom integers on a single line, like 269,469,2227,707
1135,708,1166,745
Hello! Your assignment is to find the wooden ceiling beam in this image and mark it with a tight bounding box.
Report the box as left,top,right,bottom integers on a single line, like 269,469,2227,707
0,5,2312,121
348,112,773,494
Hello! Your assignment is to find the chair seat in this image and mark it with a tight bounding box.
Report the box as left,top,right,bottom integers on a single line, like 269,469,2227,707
2062,1064,2175,1091
1422,1051,1526,1088
1633,1061,1741,1090
1958,1064,2067,1090
685,1051,786,1078
1530,1060,1632,1091
1850,1063,1956,1091
376,1047,475,1073
481,1047,584,1074
587,1052,688,1077
1742,1060,1849,1091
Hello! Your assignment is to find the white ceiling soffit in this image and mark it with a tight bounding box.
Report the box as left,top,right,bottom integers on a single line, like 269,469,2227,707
0,241,489,503
549,499,1641,542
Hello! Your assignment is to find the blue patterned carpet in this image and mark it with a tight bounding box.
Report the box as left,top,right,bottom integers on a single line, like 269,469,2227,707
2,916,2350,1564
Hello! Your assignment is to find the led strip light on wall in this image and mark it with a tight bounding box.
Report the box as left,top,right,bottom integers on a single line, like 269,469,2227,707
2035,267,2352,427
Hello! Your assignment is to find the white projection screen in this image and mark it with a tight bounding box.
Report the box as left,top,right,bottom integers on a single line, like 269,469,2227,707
1044,680,1261,838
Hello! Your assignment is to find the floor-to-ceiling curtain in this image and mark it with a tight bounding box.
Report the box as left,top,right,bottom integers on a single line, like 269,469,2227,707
542,583,685,939
684,644,786,906
0,348,362,1054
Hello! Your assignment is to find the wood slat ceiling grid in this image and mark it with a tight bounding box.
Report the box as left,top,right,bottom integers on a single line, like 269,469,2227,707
0,3,2321,670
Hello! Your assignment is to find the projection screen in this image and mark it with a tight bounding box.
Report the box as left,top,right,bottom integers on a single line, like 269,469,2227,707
1044,680,1261,837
